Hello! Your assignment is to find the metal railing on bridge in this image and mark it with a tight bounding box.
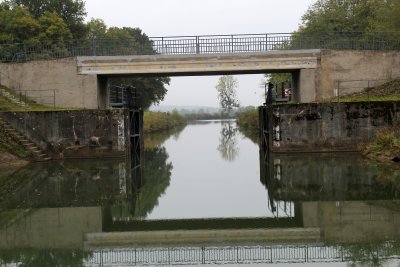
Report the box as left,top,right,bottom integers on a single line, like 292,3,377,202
1,32,399,63
85,243,400,266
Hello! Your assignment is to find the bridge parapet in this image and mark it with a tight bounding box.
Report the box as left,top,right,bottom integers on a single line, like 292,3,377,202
0,32,399,63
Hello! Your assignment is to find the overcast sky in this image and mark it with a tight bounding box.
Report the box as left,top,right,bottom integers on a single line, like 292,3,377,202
85,0,317,107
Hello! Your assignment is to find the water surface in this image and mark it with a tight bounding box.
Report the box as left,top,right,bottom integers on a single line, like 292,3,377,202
1,120,400,266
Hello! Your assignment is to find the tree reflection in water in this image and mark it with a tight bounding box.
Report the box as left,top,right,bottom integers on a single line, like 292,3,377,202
109,126,185,222
217,120,239,161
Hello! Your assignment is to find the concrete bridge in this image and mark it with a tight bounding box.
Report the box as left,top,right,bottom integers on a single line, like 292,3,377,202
0,33,399,108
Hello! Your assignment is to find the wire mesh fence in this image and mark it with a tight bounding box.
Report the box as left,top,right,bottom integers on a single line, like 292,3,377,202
1,32,399,63
332,79,394,102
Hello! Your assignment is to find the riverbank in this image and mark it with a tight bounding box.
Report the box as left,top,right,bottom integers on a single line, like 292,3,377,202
144,111,186,133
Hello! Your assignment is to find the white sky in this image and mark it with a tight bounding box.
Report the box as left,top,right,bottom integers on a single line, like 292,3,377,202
85,0,317,107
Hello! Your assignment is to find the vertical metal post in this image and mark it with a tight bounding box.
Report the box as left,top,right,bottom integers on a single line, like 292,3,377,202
92,38,97,56
265,34,268,51
196,36,200,54
230,35,234,53
161,37,164,54
23,43,27,62
337,80,340,102
53,89,56,107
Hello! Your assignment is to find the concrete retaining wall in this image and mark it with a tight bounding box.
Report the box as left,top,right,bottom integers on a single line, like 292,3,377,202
318,50,400,100
0,59,98,109
2,109,129,159
270,101,400,152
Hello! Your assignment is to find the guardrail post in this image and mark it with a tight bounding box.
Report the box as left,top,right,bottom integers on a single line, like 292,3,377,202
196,36,200,54
23,43,28,62
265,34,268,51
92,38,96,56
230,35,234,53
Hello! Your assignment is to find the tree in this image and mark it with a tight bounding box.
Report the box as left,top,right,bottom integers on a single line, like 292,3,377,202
86,18,107,39
38,11,72,42
215,75,240,115
9,0,87,38
103,26,170,110
299,0,400,34
0,4,39,42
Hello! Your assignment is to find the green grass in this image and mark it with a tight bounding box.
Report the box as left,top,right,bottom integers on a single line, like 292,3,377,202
362,126,400,164
0,85,76,112
328,95,400,103
144,111,186,133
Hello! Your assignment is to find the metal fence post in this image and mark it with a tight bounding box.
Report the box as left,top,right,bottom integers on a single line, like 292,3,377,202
265,34,268,51
196,36,200,54
92,38,97,56
23,43,28,62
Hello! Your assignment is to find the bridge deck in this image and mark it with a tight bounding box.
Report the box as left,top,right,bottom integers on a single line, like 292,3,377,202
77,50,320,75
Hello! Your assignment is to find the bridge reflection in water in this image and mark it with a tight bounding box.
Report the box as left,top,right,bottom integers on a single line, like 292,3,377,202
86,243,400,266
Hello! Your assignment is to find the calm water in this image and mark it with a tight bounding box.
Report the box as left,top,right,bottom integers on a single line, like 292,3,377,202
1,120,400,266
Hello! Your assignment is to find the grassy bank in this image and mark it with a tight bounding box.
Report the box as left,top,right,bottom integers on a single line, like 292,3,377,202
0,85,73,112
362,127,400,165
332,79,400,102
144,111,186,134
236,108,259,143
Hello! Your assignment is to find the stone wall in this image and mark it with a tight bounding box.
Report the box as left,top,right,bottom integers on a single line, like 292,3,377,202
2,109,129,159
269,101,399,152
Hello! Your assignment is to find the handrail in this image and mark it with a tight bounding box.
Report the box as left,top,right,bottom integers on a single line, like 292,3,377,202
1,32,399,62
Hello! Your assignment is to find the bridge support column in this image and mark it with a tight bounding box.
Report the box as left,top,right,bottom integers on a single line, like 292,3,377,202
298,69,317,103
292,69,317,103
97,76,108,109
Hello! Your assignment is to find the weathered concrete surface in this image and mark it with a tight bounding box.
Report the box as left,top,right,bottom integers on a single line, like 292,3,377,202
77,50,320,75
270,101,400,152
84,228,321,248
0,58,98,109
1,110,129,159
318,50,400,100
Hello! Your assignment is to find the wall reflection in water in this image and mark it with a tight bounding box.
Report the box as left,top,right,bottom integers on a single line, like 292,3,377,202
1,122,400,266
260,147,400,244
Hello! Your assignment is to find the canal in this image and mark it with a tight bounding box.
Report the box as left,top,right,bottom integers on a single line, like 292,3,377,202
1,120,400,266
